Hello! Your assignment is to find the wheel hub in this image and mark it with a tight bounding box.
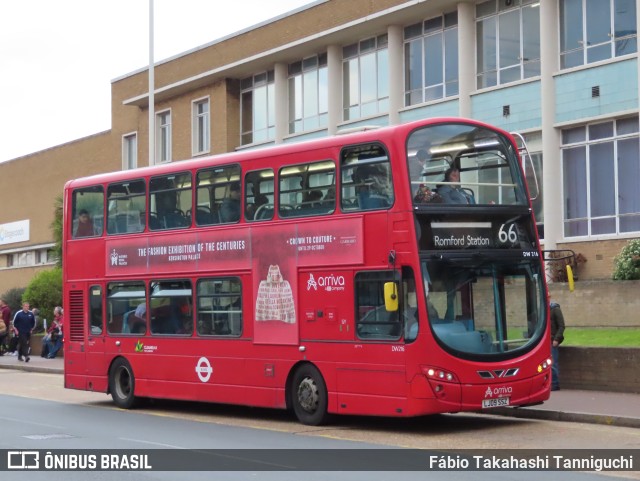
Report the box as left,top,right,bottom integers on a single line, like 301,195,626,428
297,376,319,412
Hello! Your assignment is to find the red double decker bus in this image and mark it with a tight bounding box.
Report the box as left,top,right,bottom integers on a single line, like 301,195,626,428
63,118,551,425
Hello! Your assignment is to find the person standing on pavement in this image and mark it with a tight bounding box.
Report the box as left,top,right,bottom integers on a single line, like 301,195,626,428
550,299,566,391
45,306,64,359
12,302,35,362
0,298,11,355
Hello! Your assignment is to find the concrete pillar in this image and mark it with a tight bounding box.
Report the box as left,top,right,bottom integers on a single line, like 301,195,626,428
327,44,342,136
457,1,475,119
638,0,640,120
274,62,288,143
387,24,403,125
540,0,561,250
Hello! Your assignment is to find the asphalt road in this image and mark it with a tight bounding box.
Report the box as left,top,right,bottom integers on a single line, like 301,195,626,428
1,369,638,480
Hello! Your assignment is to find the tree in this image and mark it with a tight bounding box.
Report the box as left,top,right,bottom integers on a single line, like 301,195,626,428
22,267,63,324
51,194,63,267
1,287,26,315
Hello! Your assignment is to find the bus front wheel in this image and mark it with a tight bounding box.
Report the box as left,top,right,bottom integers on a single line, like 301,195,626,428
109,358,137,409
291,364,328,426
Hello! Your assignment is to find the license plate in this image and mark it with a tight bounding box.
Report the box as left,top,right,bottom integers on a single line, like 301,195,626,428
482,397,510,408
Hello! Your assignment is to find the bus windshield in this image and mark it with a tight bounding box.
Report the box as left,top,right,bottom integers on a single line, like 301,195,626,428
423,256,545,359
407,123,527,206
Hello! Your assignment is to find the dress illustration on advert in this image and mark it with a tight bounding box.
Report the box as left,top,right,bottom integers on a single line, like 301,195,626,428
255,264,296,323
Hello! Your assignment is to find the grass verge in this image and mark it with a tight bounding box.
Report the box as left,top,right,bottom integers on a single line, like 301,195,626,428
563,328,640,347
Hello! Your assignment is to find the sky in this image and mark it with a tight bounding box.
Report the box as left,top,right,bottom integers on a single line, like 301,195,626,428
0,0,314,163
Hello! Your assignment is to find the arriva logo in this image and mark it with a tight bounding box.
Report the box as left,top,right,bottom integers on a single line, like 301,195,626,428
306,273,346,292
484,386,513,398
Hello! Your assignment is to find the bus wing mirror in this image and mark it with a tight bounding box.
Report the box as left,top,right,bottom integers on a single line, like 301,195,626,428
384,282,398,312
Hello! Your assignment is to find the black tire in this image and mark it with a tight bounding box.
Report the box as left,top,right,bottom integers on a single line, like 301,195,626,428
109,357,137,409
291,364,329,426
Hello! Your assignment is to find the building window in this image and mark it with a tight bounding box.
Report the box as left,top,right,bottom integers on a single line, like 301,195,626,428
122,133,137,170
562,117,640,237
404,12,458,106
241,71,275,145
343,35,389,121
288,54,328,134
476,0,541,89
156,110,172,163
560,0,637,69
192,98,210,155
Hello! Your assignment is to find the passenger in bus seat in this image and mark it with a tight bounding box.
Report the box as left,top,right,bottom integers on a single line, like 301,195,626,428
220,182,241,222
303,190,323,212
74,209,95,237
413,184,442,204
438,168,475,204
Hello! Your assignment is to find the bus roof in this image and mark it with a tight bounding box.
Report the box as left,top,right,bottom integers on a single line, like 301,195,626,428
64,117,511,190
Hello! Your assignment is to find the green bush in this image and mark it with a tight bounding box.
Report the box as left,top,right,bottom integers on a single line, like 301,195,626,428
612,239,640,280
22,267,63,324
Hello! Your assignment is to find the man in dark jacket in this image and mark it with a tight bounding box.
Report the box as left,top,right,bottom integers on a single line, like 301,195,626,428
12,302,35,362
550,300,566,391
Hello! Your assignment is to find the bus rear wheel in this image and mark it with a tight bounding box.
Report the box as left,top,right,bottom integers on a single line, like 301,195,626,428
291,364,328,426
109,358,137,409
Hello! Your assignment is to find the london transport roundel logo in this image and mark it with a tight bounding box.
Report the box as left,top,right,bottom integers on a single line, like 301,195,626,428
195,357,213,383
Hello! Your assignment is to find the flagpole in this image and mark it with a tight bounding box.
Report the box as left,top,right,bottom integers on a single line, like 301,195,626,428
148,0,155,166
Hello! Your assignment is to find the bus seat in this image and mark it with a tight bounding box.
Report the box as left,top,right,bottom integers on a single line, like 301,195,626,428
254,205,273,220
115,213,129,233
196,206,218,225
149,213,161,230
437,329,493,353
358,192,390,209
163,210,189,228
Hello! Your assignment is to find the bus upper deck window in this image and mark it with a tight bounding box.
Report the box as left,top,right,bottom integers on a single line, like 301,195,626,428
340,143,393,212
72,186,104,239
407,123,528,207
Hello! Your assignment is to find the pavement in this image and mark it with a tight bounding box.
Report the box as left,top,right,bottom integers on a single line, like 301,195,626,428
0,353,638,428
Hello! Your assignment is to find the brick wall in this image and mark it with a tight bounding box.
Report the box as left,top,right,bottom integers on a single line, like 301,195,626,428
548,280,640,327
561,347,640,393
556,238,636,281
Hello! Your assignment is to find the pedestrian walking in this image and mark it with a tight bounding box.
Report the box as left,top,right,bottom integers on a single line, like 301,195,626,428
12,302,36,362
550,299,566,391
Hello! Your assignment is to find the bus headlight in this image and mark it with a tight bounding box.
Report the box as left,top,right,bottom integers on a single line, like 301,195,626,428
537,358,552,373
421,366,458,383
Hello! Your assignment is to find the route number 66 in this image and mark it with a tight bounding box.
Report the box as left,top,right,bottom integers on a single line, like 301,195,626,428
498,223,518,244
